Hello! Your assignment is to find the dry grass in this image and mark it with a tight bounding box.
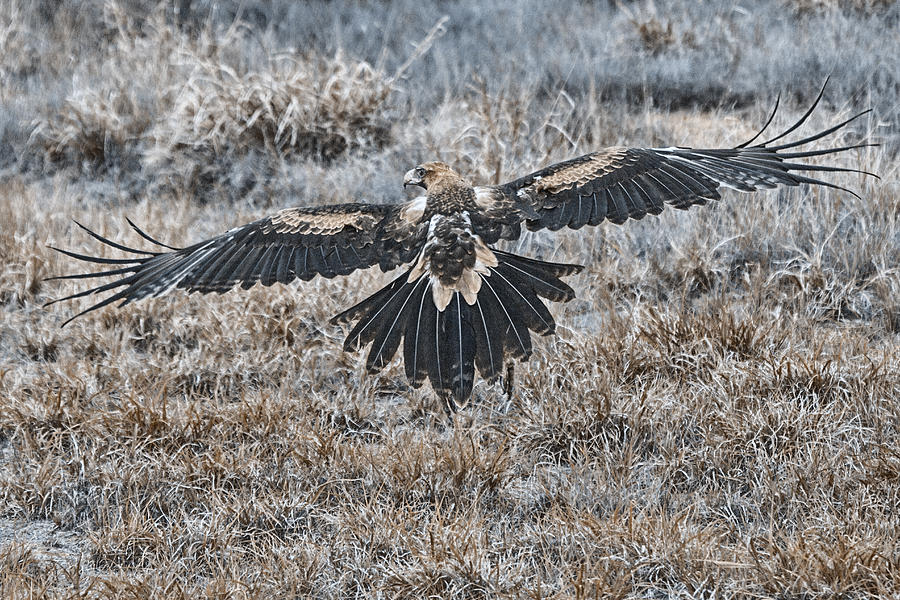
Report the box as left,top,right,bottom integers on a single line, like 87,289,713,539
29,3,445,192
787,0,897,16
2,0,899,598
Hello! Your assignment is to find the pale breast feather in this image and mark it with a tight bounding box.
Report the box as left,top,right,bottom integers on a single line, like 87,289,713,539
399,195,428,223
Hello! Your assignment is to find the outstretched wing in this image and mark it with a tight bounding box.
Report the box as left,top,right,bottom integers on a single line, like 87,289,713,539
47,201,428,326
478,82,876,235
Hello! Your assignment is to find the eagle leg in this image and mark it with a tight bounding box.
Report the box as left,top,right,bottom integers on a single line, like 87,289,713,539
502,362,515,398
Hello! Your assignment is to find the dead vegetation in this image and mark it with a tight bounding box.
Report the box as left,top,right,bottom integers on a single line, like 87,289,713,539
1,0,899,598
787,0,898,16
29,4,445,189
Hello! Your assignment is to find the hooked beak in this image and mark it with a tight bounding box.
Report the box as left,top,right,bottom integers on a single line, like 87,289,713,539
403,168,424,189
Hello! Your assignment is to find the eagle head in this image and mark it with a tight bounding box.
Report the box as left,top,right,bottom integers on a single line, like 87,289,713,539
403,162,457,190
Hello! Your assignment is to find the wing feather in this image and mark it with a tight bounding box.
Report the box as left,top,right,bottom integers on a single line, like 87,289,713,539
47,202,427,324
570,192,592,229
236,245,268,290
276,245,293,283
490,83,874,235
192,241,244,292
606,186,629,225
588,189,607,226
619,180,648,220
302,244,325,278
630,177,664,215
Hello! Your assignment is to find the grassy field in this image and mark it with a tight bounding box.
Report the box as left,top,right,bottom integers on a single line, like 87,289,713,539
1,0,899,597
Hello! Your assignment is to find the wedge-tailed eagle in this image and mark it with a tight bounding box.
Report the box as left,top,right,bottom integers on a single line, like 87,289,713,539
48,85,875,411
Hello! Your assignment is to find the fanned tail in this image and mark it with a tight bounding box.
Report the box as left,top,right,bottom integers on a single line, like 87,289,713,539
331,251,583,412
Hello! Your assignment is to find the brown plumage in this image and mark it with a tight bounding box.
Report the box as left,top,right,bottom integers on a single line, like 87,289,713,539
47,83,876,412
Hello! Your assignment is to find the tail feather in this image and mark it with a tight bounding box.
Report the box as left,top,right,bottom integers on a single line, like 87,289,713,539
403,280,434,387
365,276,428,372
333,273,408,351
490,264,557,334
492,250,583,301
332,250,583,410
434,293,477,406
331,272,405,324
493,250,583,278
479,275,533,359
413,281,440,387
471,295,504,383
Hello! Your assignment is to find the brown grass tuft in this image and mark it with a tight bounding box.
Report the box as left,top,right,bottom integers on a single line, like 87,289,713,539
30,4,445,178
153,51,394,163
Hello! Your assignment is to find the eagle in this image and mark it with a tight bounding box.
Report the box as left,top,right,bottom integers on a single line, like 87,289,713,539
48,85,875,412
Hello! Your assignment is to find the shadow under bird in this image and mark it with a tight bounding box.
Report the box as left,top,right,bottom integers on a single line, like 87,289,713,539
47,83,877,412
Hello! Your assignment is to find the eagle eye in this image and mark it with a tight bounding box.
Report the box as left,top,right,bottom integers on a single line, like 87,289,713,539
414,167,426,178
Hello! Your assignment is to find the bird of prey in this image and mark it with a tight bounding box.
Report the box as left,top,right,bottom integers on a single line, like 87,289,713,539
48,84,875,412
